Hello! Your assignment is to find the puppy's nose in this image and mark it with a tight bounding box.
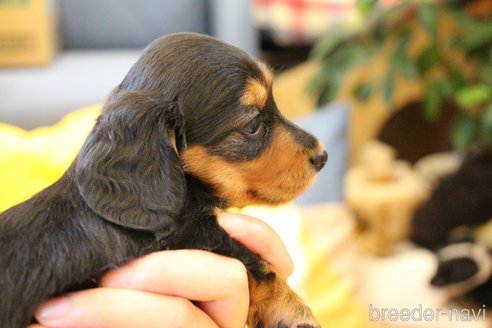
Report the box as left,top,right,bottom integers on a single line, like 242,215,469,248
430,275,448,287
309,150,328,172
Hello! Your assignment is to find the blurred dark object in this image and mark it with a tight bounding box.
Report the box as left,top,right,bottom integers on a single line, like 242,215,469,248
260,33,311,70
378,101,456,163
431,241,492,307
415,149,492,306
411,148,492,249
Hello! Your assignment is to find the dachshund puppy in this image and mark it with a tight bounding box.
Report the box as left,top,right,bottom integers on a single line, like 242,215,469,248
0,33,327,328
412,149,492,249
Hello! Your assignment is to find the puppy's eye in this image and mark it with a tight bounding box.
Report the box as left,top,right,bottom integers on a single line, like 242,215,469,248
243,114,262,135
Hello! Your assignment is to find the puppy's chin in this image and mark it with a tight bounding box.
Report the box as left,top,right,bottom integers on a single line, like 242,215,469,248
214,174,316,207
221,175,317,208
182,144,321,208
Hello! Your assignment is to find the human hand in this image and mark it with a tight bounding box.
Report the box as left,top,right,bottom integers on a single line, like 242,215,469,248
29,212,293,328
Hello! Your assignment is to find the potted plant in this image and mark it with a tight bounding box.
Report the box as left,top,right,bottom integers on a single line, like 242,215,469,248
308,0,492,153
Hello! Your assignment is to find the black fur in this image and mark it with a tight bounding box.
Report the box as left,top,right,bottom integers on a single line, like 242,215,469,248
411,149,492,308
411,149,492,249
0,33,322,327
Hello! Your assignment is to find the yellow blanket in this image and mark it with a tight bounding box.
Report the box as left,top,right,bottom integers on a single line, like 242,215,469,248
0,105,101,211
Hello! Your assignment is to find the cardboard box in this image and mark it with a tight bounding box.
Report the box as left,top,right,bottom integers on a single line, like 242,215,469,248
0,0,57,67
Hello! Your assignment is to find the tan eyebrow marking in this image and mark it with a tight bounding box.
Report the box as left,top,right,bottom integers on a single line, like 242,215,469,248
241,78,268,109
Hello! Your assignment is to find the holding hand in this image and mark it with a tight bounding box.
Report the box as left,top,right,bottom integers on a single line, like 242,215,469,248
30,213,293,328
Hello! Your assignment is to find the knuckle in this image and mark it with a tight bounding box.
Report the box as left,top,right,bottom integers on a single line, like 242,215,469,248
169,297,200,328
225,258,249,289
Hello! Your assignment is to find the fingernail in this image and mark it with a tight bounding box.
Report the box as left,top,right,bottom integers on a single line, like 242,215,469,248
36,296,71,321
218,212,250,235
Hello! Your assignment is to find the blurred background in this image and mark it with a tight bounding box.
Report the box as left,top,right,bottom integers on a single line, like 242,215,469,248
1,0,492,327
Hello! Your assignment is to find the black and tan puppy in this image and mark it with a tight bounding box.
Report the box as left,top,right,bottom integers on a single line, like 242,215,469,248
0,33,327,328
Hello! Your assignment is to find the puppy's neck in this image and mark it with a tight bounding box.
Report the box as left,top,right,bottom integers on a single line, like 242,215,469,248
184,175,227,214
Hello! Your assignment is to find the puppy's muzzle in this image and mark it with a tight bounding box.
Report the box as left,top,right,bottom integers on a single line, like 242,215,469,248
309,150,328,172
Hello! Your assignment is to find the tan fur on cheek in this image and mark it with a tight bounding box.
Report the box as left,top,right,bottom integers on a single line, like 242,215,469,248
181,146,247,203
181,127,318,207
237,126,316,205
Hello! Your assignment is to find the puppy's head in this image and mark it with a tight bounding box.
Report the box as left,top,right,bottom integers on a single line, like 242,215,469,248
122,33,326,207
75,33,326,235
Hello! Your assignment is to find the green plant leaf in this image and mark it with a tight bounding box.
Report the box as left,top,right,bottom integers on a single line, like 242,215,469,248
329,44,369,68
447,34,462,49
317,84,338,107
417,2,438,36
394,52,419,78
462,20,492,53
416,44,439,75
451,113,478,150
306,74,324,97
392,29,418,78
480,104,492,144
310,36,344,60
356,0,377,17
397,27,412,49
423,83,441,121
449,7,473,25
376,1,414,27
448,64,466,89
479,62,492,86
455,84,492,109
354,82,373,102
435,79,454,98
311,42,374,105
308,72,335,106
382,73,395,104
310,29,359,60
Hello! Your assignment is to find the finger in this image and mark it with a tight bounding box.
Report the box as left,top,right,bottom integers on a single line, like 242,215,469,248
34,288,218,328
217,212,294,279
100,250,249,328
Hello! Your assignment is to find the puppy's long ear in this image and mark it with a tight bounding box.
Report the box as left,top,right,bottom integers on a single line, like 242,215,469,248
74,90,186,239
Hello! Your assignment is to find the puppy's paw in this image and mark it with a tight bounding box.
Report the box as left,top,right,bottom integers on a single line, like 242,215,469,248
247,275,321,328
249,307,321,328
